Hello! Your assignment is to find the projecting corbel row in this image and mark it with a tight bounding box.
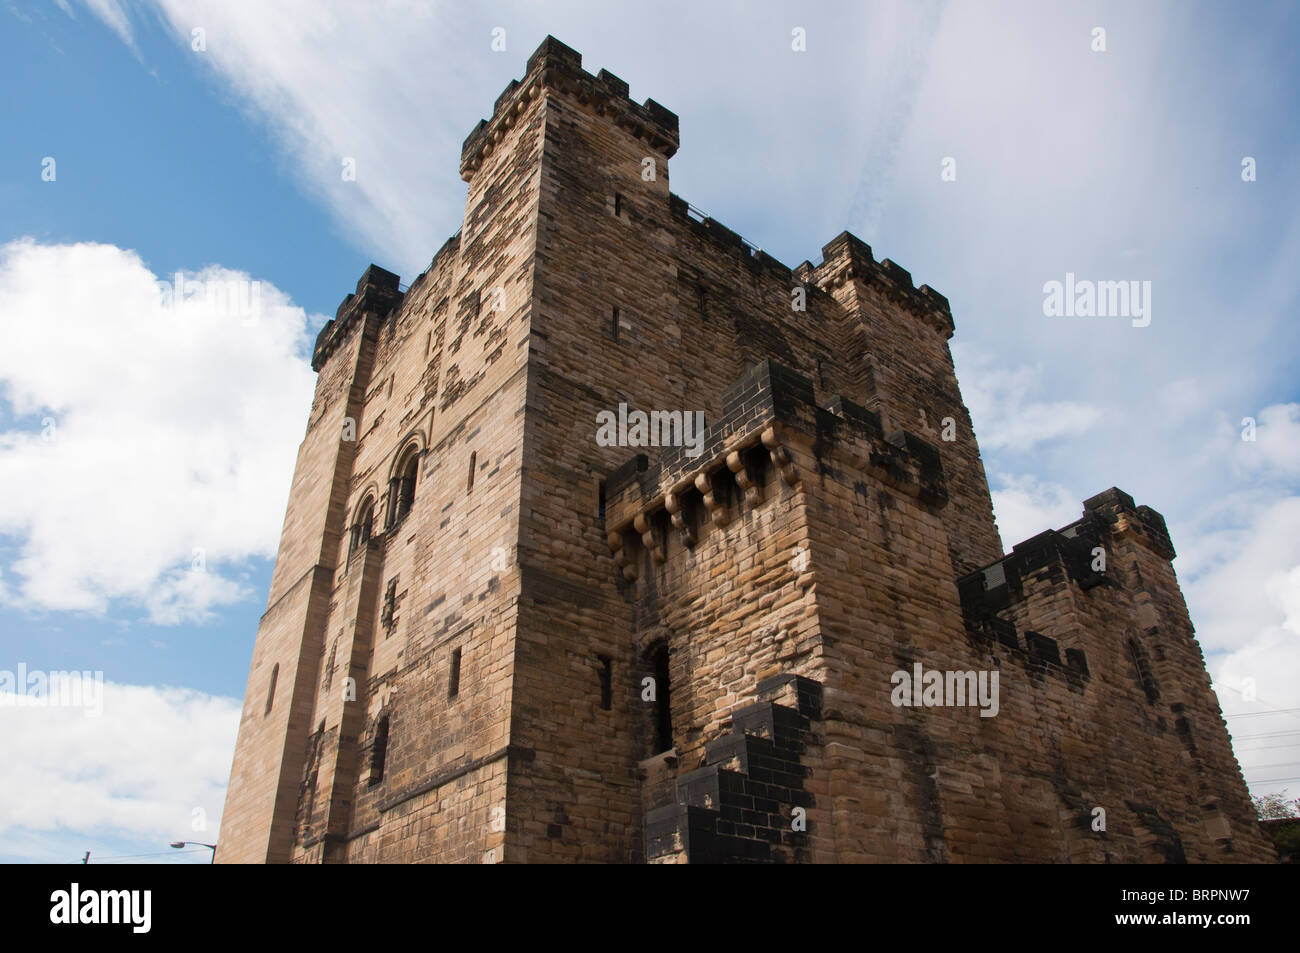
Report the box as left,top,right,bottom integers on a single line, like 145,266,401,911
605,426,801,581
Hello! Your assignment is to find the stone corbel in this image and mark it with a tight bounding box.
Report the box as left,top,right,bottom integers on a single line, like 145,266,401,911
633,512,665,564
664,490,696,547
607,528,638,581
694,470,729,526
727,450,763,507
762,427,799,487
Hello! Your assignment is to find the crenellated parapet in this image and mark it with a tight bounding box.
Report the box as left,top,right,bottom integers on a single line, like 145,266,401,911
666,193,800,285
311,264,405,372
959,523,1107,622
807,231,954,338
460,35,679,182
956,487,1181,684
956,523,1102,686
1077,487,1176,561
603,360,947,581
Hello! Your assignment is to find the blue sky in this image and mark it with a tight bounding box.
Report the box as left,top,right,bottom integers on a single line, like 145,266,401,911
2,0,1299,863
0,6,344,700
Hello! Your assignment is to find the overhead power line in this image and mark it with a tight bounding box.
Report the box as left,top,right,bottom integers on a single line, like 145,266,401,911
83,848,209,860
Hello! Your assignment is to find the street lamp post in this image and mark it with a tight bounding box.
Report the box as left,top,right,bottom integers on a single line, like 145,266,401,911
170,841,217,863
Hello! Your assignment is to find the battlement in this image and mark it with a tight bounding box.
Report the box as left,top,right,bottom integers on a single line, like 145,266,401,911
805,231,954,338
462,37,946,340
666,193,798,285
959,522,1107,622
604,360,946,579
960,488,1175,614
311,264,404,371
955,487,1179,684
460,35,679,181
1078,486,1176,560
398,230,461,314
662,197,947,336
956,518,1103,685
605,360,945,500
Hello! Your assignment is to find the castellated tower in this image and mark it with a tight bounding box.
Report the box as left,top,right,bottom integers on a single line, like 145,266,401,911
217,37,1273,864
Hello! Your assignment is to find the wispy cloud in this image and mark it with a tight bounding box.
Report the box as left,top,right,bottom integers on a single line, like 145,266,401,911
68,0,141,59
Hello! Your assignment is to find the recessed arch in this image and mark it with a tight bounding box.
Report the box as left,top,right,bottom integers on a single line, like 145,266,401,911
386,433,425,530
352,481,382,510
349,490,378,555
386,430,427,482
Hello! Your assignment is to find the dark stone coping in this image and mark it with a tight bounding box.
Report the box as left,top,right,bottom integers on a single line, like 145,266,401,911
461,35,679,176
957,486,1175,626
312,263,405,371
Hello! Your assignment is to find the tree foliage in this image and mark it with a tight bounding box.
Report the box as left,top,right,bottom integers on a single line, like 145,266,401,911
1253,789,1300,819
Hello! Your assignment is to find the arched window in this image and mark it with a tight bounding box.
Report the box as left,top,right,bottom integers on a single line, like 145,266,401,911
349,496,375,555
388,447,420,528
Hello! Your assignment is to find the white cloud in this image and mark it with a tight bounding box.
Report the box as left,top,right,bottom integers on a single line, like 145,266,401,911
1183,495,1300,656
958,350,1103,454
1171,491,1300,789
0,678,240,849
1270,565,1300,634
1210,617,1300,797
143,568,247,628
989,473,1081,548
0,239,317,622
1235,403,1300,478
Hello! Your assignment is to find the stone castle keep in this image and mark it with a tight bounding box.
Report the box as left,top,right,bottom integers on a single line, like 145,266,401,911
217,37,1273,863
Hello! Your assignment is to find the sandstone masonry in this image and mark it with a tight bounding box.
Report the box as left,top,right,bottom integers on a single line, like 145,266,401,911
216,36,1274,864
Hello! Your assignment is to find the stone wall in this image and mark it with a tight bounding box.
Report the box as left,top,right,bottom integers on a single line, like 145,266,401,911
218,35,1273,865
